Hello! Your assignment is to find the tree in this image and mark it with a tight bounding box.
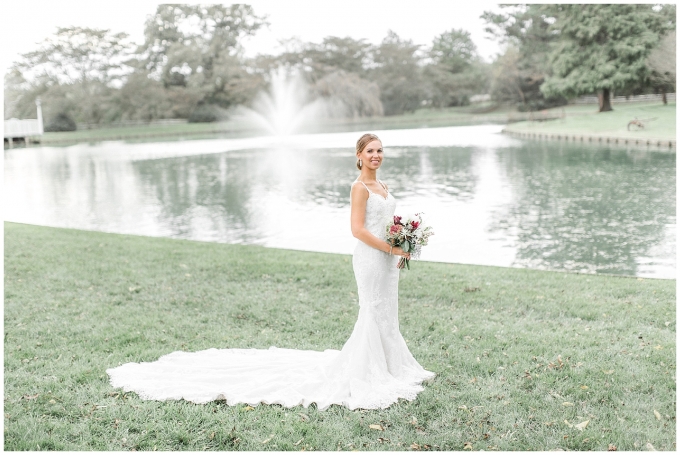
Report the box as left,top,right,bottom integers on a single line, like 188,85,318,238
15,26,134,86
482,5,564,110
138,4,267,109
303,37,373,80
540,4,675,112
430,29,478,74
6,27,134,124
314,70,383,117
370,31,427,115
646,30,676,104
424,28,489,108
488,46,524,104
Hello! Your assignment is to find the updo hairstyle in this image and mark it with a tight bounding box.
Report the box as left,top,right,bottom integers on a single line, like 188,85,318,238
355,133,381,170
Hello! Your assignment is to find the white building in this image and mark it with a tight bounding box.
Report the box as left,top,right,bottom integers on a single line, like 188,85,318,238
4,99,44,147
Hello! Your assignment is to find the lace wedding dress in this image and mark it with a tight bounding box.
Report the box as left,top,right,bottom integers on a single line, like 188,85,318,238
106,180,435,410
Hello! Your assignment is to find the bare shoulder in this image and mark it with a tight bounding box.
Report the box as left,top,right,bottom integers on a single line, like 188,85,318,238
351,181,369,197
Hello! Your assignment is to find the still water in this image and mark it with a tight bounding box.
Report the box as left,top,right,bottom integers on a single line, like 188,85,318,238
5,125,676,278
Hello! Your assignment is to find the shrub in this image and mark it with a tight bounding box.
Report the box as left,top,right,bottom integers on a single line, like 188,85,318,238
44,112,77,132
188,104,217,123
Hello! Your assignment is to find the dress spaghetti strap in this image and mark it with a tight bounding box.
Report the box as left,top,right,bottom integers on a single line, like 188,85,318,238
353,180,372,194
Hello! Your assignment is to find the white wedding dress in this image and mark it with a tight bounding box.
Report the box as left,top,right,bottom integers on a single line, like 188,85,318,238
106,180,435,410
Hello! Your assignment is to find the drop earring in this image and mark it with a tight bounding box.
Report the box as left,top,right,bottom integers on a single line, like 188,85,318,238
359,159,362,168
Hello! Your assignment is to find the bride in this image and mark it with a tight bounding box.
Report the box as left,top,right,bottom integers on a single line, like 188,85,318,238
107,133,435,410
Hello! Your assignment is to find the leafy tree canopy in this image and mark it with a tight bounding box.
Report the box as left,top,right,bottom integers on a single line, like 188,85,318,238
540,4,675,104
13,27,134,86
430,28,479,73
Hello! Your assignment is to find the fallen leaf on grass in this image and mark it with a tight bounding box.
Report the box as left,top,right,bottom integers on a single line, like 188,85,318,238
369,424,384,431
463,442,473,450
608,444,617,451
293,438,303,446
646,442,655,451
654,345,663,350
580,385,589,390
564,420,573,428
458,405,468,410
464,287,480,293
602,370,614,375
261,434,274,444
574,420,589,430
410,416,418,425
23,394,39,400
469,377,477,383
653,410,661,420
562,402,574,407
377,437,390,443
411,443,421,450
299,413,310,421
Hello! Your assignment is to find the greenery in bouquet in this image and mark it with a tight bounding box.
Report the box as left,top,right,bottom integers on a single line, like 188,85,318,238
385,213,434,269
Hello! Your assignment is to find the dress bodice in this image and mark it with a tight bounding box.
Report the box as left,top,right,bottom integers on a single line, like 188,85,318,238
353,180,396,240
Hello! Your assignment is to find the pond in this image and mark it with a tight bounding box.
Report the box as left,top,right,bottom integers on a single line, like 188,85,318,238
4,124,676,278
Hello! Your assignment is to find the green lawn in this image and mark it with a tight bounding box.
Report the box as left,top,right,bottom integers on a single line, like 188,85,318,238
4,222,676,451
39,120,261,145
504,102,676,141
34,103,525,146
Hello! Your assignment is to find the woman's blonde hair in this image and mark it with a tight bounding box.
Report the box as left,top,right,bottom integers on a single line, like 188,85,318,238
355,133,381,170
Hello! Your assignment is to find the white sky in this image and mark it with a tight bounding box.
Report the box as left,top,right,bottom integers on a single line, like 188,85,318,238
1,0,505,75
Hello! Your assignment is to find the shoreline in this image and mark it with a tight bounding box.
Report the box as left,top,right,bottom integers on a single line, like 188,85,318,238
5,221,673,280
501,101,676,149
502,128,676,149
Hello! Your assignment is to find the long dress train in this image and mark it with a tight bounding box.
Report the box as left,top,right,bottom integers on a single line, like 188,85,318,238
106,180,435,410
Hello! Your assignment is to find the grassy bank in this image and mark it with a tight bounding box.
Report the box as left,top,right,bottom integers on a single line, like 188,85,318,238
30,103,520,146
4,222,675,451
503,102,676,142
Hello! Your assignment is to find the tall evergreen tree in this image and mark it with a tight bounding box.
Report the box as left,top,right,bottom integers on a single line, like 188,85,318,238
540,4,675,112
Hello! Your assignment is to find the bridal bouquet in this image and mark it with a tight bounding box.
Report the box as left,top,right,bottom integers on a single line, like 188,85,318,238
385,213,434,269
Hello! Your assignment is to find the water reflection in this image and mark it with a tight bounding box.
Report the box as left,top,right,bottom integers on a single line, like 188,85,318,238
4,126,675,278
489,141,676,276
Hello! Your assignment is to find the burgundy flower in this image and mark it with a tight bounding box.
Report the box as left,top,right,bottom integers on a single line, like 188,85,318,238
411,221,420,229
393,215,403,225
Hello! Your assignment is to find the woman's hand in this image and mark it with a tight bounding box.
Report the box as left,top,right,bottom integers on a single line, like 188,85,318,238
391,246,410,259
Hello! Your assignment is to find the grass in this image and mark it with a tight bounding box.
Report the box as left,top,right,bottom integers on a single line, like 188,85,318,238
39,120,261,145
503,102,676,141
32,103,522,146
4,222,676,451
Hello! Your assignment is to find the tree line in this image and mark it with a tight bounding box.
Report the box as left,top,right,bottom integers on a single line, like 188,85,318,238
3,4,675,130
